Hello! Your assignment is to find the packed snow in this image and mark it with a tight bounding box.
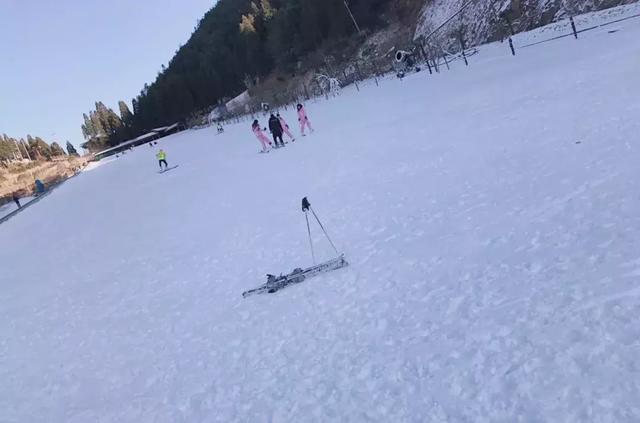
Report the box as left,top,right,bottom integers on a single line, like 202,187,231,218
1,9,640,423
0,196,34,219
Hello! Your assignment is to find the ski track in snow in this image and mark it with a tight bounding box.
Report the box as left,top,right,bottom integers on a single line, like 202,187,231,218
1,10,640,423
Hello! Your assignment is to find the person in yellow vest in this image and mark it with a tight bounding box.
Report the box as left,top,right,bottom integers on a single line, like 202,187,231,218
156,149,168,170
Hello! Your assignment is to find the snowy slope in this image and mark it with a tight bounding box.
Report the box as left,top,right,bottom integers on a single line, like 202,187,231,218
414,0,639,46
1,12,640,423
512,2,640,46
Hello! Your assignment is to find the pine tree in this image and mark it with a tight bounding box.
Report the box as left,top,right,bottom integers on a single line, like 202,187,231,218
95,102,111,134
92,101,123,136
50,142,66,156
0,135,13,162
34,137,52,160
5,135,23,160
66,141,80,156
90,111,105,137
106,108,123,133
118,101,134,125
81,113,95,140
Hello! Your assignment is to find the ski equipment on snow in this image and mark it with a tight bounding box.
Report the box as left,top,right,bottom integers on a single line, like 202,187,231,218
159,165,179,174
302,197,339,262
242,255,348,297
242,196,348,297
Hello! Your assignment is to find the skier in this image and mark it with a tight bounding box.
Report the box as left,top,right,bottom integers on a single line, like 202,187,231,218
277,113,295,142
252,119,272,152
217,123,224,134
156,149,168,170
34,179,46,195
268,114,285,148
12,192,21,209
297,103,314,136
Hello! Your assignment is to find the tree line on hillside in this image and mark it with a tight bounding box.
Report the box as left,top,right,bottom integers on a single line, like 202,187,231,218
0,134,79,165
82,0,422,152
80,101,134,152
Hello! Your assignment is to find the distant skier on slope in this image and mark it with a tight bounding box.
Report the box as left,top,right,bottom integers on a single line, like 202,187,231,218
268,114,285,148
156,149,168,170
252,119,272,152
277,112,295,142
297,103,314,136
12,192,21,208
34,179,46,195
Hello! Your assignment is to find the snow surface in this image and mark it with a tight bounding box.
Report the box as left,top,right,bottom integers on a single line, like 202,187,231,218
1,10,640,423
513,2,640,46
0,196,35,218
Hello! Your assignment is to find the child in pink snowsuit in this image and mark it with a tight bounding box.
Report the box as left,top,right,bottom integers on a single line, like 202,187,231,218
297,103,314,136
252,120,271,151
277,113,295,142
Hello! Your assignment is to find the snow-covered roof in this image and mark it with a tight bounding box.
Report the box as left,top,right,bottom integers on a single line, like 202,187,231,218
225,90,250,111
93,132,158,157
132,132,159,142
151,123,179,133
92,124,181,157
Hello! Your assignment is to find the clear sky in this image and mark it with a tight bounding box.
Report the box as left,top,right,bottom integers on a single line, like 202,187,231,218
0,0,216,151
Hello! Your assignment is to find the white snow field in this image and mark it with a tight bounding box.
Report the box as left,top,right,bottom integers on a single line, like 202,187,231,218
2,11,640,423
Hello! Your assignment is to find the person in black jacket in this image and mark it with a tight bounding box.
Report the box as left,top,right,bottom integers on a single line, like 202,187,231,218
12,192,21,208
268,114,285,148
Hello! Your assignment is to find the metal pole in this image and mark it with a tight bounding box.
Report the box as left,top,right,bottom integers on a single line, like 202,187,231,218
343,0,361,33
305,211,316,264
310,207,340,256
460,34,469,66
570,16,578,39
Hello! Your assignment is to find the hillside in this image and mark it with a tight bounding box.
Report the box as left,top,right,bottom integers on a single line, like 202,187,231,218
2,7,639,421
86,0,636,147
0,157,87,204
414,0,639,46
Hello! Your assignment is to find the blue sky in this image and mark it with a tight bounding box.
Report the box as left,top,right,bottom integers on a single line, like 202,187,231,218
0,0,215,150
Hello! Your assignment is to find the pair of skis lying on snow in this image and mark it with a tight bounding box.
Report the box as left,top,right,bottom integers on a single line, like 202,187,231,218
242,197,348,298
242,254,348,297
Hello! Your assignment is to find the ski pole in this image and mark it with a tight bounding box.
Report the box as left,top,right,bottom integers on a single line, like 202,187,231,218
305,211,316,265
310,207,340,256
